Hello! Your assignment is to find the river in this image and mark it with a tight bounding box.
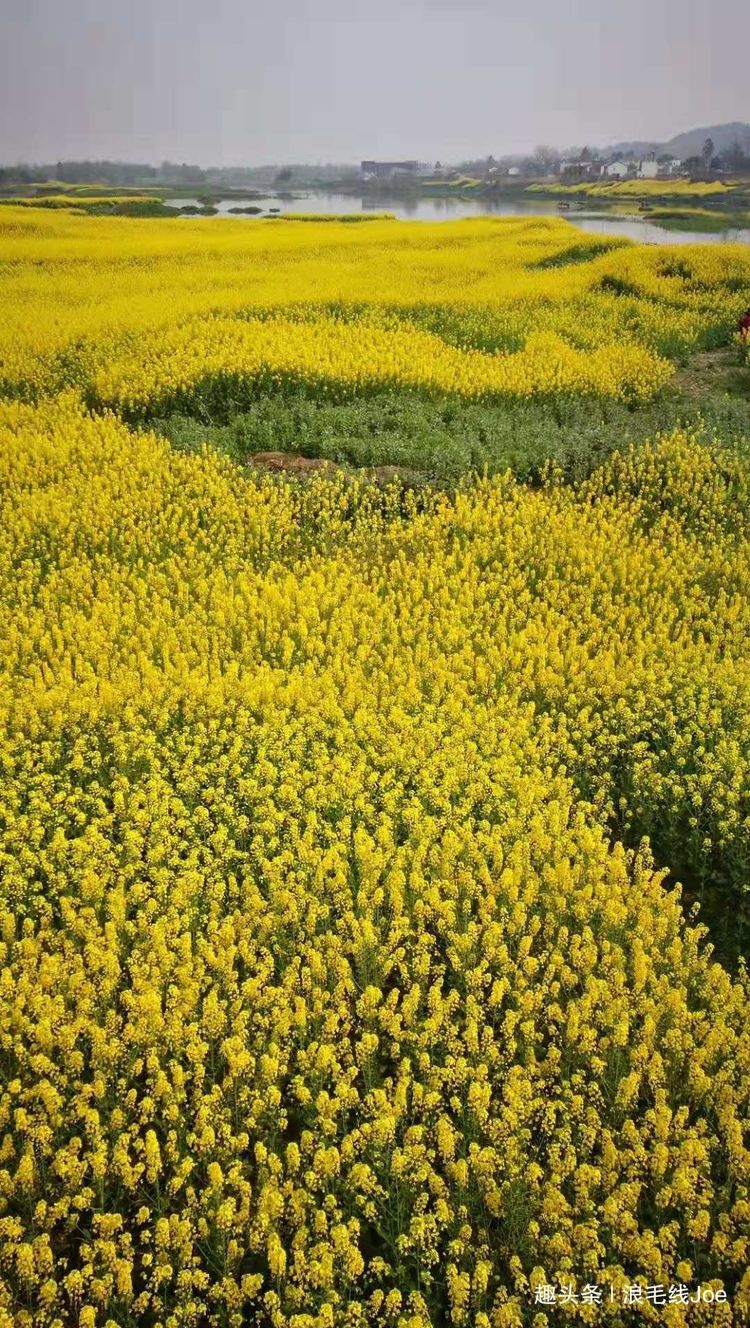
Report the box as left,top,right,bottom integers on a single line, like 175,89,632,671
165,191,750,246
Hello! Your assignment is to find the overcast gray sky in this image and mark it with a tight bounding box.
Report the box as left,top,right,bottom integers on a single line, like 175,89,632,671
1,0,748,165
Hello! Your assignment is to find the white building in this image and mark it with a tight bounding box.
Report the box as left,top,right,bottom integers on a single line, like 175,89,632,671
638,159,659,179
604,160,629,178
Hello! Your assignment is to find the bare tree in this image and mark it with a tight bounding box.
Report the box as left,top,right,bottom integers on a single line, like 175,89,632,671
533,145,559,169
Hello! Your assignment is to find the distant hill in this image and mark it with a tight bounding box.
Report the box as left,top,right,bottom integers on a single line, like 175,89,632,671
605,139,660,158
663,122,750,158
607,122,750,159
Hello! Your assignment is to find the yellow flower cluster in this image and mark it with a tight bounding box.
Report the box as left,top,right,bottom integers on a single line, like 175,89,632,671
0,194,157,210
1,394,750,1326
92,313,672,416
529,181,734,198
1,209,748,404
266,212,399,223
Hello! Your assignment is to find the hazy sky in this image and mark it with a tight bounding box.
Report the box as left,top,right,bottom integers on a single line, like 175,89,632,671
1,0,748,165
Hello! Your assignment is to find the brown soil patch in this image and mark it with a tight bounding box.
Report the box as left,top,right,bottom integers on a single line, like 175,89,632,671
670,344,750,400
248,452,337,474
247,452,430,487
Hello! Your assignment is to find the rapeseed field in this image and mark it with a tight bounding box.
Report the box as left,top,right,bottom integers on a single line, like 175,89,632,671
1,210,750,1327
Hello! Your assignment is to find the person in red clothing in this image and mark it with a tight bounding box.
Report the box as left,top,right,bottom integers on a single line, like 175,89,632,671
739,308,750,338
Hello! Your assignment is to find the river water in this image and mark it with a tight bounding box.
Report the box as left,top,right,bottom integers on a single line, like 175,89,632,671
166,191,750,246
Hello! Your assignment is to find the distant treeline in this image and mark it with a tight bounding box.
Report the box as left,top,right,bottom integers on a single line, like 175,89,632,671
0,160,360,188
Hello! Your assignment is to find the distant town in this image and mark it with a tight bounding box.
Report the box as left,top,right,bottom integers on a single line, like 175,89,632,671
2,122,749,193
359,127,750,186
361,152,686,184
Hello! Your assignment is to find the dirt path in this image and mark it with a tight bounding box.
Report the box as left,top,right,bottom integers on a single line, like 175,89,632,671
670,343,750,400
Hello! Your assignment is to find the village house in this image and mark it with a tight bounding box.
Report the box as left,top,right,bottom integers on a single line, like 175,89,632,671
637,158,660,179
360,160,420,181
559,158,606,180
